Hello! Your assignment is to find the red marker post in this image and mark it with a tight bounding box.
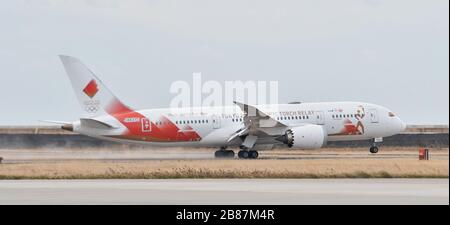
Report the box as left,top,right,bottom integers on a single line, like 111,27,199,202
419,148,430,160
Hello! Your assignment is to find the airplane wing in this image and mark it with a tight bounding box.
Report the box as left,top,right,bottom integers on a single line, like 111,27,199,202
233,101,286,129
228,101,288,143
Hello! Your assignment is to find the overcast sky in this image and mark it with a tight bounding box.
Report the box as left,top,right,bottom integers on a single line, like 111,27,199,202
0,0,448,125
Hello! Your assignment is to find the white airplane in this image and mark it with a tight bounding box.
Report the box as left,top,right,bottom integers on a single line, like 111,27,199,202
51,55,406,159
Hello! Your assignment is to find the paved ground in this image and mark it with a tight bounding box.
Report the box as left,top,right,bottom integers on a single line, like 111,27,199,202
0,179,448,205
0,147,448,163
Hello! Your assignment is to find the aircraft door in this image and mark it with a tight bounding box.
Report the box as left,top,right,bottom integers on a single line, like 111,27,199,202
316,111,325,125
368,109,379,123
212,115,221,129
141,118,152,132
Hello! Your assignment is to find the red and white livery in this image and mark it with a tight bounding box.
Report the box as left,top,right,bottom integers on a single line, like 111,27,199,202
54,55,406,159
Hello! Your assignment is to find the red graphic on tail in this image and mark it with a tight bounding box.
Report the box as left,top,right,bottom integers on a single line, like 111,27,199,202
83,79,99,98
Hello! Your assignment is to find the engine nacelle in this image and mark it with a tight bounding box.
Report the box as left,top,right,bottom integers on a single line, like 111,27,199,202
281,125,326,149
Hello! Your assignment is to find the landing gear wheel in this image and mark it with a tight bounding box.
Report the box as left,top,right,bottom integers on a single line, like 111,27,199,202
249,150,259,159
238,150,249,159
214,150,223,158
369,146,379,154
215,150,235,158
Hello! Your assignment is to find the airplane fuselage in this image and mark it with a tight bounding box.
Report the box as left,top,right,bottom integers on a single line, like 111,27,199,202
57,55,406,157
73,101,405,149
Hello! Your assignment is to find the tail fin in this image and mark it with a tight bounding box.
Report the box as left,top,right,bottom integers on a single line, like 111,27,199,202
59,55,131,118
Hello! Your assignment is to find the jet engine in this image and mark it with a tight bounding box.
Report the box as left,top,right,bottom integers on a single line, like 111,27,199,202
277,124,326,149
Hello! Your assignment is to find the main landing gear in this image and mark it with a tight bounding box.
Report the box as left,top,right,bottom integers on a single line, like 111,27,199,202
238,149,259,159
214,147,235,158
214,147,259,159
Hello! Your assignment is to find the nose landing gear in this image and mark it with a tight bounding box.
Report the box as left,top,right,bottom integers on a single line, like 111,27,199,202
369,146,379,154
369,137,383,154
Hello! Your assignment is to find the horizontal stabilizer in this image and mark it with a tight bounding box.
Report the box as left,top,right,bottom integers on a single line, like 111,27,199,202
39,120,71,125
80,118,117,129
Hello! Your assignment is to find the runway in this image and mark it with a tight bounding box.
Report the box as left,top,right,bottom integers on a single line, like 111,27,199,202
0,179,448,205
1,147,448,163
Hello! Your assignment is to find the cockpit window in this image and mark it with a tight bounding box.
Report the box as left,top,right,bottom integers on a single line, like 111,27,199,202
388,112,396,117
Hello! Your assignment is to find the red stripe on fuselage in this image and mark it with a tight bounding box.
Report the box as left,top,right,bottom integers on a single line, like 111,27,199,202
105,98,201,142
